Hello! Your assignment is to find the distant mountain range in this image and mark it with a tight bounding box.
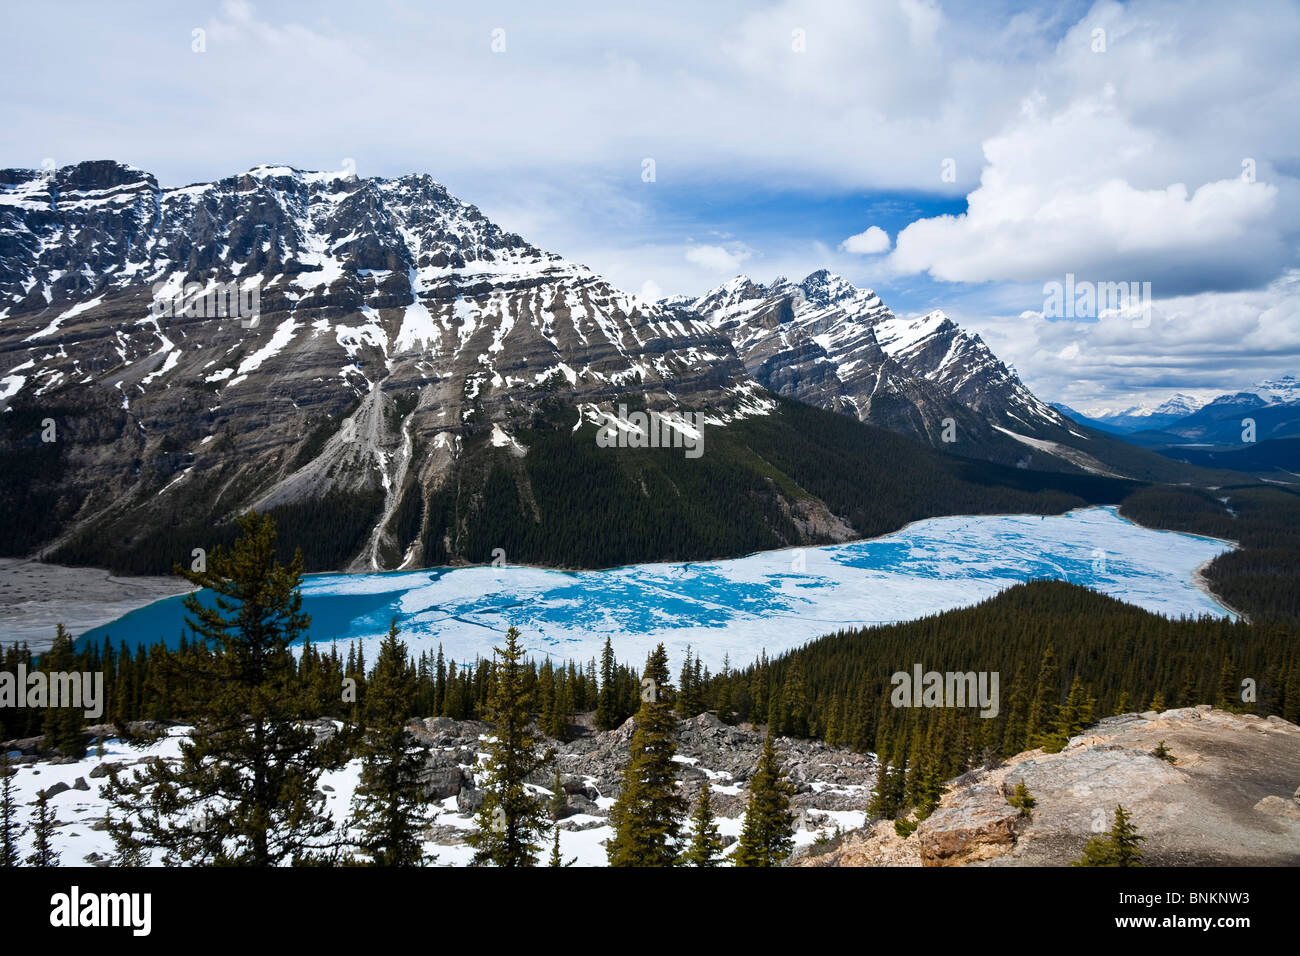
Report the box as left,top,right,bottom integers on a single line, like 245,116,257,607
0,161,1222,574
1052,377,1300,478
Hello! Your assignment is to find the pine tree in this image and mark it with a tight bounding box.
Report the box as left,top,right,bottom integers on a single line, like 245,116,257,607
1006,780,1036,818
734,730,795,867
1113,690,1132,716
823,693,842,747
1026,645,1061,749
683,782,724,867
782,658,808,737
1149,690,1166,713
101,511,335,866
1216,658,1239,711
549,767,568,822
348,619,434,866
27,791,60,866
0,753,18,867
607,644,686,867
467,627,549,867
1073,804,1145,867
1047,675,1095,752
41,625,87,759
595,638,619,731
106,810,148,866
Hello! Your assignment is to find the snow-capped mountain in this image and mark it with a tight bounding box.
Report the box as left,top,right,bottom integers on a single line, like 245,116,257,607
677,270,1106,467
0,161,766,570
1255,375,1300,405
1070,394,1209,433
0,162,1189,576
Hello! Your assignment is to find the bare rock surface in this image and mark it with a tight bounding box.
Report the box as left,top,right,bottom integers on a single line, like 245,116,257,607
794,707,1300,867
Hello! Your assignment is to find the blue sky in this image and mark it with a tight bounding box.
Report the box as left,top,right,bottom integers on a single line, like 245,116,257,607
2,0,1297,410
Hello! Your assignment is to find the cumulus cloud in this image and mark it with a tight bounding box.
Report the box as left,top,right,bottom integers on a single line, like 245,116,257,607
840,226,891,255
888,90,1289,293
956,270,1300,407
685,244,753,273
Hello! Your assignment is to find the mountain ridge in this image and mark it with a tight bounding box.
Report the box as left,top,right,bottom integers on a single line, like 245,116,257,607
0,161,1217,574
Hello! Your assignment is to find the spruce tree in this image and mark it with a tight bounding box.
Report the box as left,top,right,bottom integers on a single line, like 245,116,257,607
734,730,795,867
27,791,60,866
0,753,18,867
607,644,686,866
1046,675,1095,752
683,781,724,866
1026,645,1061,749
101,511,335,866
549,767,568,822
41,625,86,759
467,627,549,867
1073,804,1145,867
348,619,434,866
595,638,619,730
782,658,808,737
106,810,149,866
1006,780,1036,818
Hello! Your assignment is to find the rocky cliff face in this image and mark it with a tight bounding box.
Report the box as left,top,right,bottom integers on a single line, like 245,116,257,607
1,161,1163,574
795,706,1300,867
0,162,767,570
679,270,1135,474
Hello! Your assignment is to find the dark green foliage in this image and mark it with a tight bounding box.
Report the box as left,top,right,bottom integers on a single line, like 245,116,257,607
0,754,17,867
683,781,724,867
695,579,1296,824
348,619,434,866
1121,483,1300,624
894,818,918,838
40,624,87,759
26,792,60,867
49,483,384,575
467,627,550,867
608,645,687,867
1073,804,1145,867
1151,740,1177,763
1007,780,1036,818
734,731,795,867
100,512,336,865
417,397,1140,572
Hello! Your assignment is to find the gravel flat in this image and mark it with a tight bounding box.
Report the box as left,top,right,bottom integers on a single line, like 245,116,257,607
0,558,196,650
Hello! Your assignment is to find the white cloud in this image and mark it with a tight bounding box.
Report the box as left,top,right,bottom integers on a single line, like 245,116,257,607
953,270,1300,407
840,226,891,255
685,244,753,273
888,90,1288,292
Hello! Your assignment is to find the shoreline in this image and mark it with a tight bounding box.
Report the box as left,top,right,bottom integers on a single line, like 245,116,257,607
0,558,197,651
1,505,1239,650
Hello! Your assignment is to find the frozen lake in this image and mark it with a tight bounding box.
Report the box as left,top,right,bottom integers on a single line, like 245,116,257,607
77,506,1234,671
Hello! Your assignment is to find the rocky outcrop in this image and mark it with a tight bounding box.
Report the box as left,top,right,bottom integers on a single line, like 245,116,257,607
0,162,769,572
680,271,1138,475
795,707,1300,867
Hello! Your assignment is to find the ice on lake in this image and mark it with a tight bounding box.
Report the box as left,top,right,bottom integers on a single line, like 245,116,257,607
80,506,1234,671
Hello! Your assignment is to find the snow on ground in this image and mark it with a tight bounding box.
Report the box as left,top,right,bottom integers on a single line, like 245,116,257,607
3,728,857,868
